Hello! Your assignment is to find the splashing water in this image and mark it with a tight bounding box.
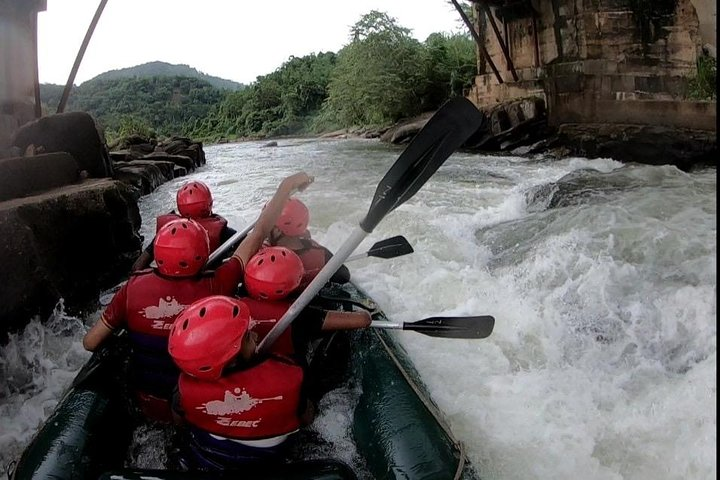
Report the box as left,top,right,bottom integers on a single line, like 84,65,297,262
1,138,715,479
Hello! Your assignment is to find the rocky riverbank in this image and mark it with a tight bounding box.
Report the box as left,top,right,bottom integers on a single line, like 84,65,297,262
0,111,207,339
375,96,716,172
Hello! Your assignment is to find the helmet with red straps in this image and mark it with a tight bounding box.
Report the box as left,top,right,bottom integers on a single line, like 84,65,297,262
244,246,304,300
168,295,251,380
275,198,309,237
154,218,209,277
176,181,213,218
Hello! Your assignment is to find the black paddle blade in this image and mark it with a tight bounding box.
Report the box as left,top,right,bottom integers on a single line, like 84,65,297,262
360,97,483,232
404,315,495,339
367,235,414,259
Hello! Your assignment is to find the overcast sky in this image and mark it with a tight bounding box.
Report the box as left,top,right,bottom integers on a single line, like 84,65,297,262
37,0,466,86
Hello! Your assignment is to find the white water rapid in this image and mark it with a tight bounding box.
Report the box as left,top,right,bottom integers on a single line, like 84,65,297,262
1,138,716,479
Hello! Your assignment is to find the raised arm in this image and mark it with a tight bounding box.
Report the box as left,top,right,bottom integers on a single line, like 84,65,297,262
230,172,314,267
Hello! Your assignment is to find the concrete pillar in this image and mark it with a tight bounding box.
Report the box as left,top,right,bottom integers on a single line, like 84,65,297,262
0,0,46,149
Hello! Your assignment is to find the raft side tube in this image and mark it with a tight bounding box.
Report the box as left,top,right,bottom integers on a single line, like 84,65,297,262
353,328,477,480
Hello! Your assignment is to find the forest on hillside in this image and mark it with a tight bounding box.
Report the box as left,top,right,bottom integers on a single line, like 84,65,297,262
41,11,477,143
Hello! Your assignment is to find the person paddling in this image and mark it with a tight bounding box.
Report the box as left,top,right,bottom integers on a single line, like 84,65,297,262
267,197,350,288
168,295,306,469
131,180,236,271
82,172,313,423
241,246,371,406
167,289,369,471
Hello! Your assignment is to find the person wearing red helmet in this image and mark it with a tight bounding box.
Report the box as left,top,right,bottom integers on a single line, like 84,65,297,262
168,295,308,469
267,197,350,289
82,172,313,422
131,180,237,271
240,246,370,412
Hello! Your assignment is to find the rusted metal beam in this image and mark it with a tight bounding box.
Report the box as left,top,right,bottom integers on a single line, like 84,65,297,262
31,12,42,118
57,0,109,114
479,0,519,81
449,0,504,85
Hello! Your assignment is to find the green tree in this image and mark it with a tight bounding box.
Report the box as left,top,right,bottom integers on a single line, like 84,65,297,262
193,52,337,139
420,31,477,108
317,10,426,128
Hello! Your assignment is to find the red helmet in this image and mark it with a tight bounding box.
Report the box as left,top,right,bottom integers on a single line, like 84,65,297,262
244,246,304,300
176,181,213,218
275,198,309,237
154,218,209,277
168,296,250,380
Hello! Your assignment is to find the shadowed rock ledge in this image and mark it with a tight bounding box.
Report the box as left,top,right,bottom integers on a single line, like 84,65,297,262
0,112,207,339
0,179,142,338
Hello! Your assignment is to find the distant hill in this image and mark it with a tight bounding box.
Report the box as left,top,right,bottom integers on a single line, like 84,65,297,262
39,74,228,139
86,61,244,91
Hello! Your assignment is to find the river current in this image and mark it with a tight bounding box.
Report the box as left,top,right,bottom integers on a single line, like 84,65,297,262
1,138,716,479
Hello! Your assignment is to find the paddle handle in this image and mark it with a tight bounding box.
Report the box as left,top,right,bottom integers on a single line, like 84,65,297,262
257,225,369,354
206,221,256,265
370,321,402,329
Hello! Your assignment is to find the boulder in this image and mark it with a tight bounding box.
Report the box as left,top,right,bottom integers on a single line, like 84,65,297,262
558,123,718,171
174,148,201,167
379,111,435,144
11,112,113,178
0,152,80,202
0,179,142,337
129,159,175,180
112,162,169,195
141,152,195,171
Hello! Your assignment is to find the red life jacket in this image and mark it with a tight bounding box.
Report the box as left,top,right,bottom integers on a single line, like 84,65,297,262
122,270,221,421
241,296,294,356
179,356,303,440
156,213,228,252
296,239,328,289
125,270,217,337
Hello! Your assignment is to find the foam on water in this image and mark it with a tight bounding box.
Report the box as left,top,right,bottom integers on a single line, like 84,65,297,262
0,301,91,468
1,139,715,479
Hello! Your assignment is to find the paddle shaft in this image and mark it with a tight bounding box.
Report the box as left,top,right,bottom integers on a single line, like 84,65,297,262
371,315,495,339
102,220,256,306
256,97,483,354
346,251,378,262
257,226,368,353
207,220,256,265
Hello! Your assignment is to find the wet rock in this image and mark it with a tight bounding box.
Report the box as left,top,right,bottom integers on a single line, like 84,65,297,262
0,152,80,202
173,147,202,167
156,137,205,166
380,112,434,144
112,161,170,195
11,112,113,178
110,134,157,152
320,128,349,139
140,152,195,172
109,150,144,162
124,159,175,182
0,179,142,337
558,123,718,171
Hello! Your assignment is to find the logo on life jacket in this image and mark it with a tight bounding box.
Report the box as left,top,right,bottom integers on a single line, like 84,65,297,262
198,388,283,415
140,296,186,321
198,388,283,429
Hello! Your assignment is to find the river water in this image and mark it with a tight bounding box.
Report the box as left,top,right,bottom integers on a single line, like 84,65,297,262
0,138,716,479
